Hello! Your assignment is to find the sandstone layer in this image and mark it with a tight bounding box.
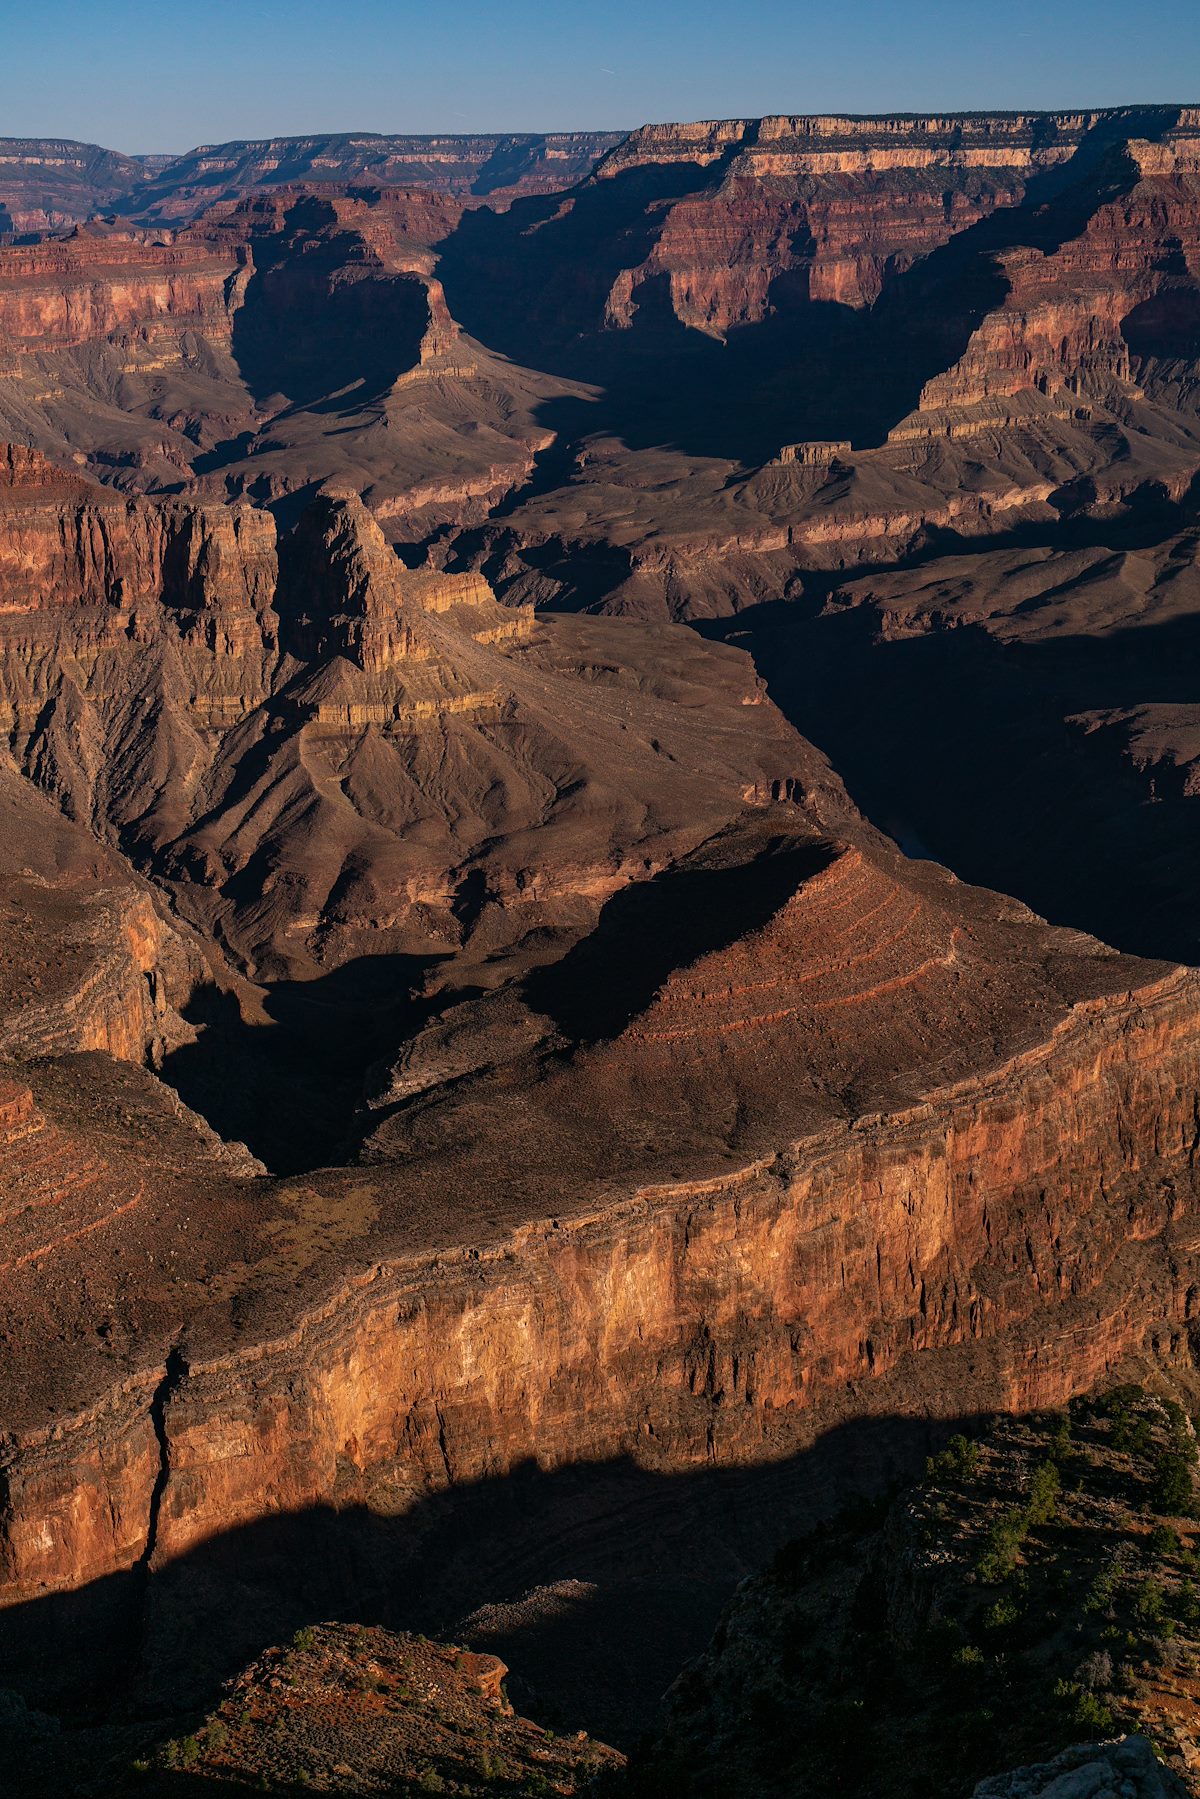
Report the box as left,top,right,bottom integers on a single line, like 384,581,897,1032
0,131,624,233
4,810,1200,1741
3,105,1200,1761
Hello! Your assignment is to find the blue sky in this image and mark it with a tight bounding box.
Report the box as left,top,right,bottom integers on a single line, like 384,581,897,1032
7,0,1200,153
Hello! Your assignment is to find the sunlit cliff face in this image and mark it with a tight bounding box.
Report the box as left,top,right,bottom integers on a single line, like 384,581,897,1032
3,106,1200,1746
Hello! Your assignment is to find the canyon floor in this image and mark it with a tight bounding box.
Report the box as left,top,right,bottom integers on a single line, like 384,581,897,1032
3,105,1200,1795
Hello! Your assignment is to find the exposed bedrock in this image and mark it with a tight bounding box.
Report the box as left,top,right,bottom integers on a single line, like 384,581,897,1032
4,827,1200,1724
0,758,201,1068
0,131,624,235
155,970,1200,1563
0,459,813,1010
7,108,1200,1752
0,445,276,620
436,105,1200,461
0,138,148,233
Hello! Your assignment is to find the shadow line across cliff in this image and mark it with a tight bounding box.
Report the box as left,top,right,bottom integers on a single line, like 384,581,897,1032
0,1409,979,1757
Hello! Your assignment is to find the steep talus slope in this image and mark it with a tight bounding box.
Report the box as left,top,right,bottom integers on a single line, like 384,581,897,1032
0,219,253,483
0,449,818,1176
0,754,202,1067
0,466,806,988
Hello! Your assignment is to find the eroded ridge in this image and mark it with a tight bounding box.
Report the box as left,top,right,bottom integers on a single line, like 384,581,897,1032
626,847,959,1047
0,1077,142,1276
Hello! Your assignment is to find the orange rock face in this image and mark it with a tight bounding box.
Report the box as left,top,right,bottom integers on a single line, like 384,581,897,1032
3,106,1200,1743
3,824,1200,1644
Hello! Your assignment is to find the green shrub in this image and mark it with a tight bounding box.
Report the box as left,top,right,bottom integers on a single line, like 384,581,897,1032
977,1508,1028,1584
926,1434,981,1484
1112,1410,1153,1457
1174,1577,1200,1626
1074,1689,1115,1734
1161,1399,1192,1448
1027,1460,1061,1526
1152,1450,1196,1517
1136,1580,1168,1627
1084,1560,1120,1615
1048,1412,1073,1460
1053,1678,1114,1736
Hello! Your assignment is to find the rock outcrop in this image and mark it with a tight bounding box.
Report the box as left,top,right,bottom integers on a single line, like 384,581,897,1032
630,1393,1200,1794
151,1624,623,1794
974,1739,1189,1799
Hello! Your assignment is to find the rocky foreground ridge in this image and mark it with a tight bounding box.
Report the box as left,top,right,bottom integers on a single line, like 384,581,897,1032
632,1388,1200,1794
13,1388,1200,1794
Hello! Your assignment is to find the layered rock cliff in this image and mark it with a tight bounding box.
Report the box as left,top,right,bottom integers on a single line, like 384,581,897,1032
120,130,626,224
5,814,1200,1734
5,105,1200,1763
0,131,624,234
0,138,147,234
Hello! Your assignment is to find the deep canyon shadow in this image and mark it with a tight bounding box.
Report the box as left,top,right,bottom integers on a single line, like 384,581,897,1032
523,834,833,1043
0,1410,965,1760
436,108,1182,465
711,586,1200,965
159,953,448,1174
229,194,431,415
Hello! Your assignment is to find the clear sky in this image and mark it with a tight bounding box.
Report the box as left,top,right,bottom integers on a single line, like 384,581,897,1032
8,0,1200,155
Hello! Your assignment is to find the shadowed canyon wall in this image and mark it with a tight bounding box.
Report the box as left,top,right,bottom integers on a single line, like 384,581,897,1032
3,107,1200,1752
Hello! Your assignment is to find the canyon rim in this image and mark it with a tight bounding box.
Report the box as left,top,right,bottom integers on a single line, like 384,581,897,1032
4,9,1200,1790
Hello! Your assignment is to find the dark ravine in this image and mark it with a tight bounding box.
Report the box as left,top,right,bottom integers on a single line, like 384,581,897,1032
135,1347,187,1586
